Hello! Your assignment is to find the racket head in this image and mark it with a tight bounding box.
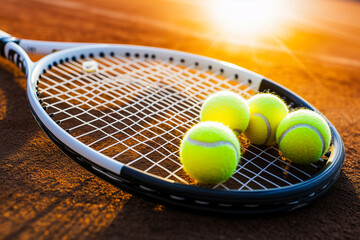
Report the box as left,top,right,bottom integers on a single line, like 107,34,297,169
26,44,345,214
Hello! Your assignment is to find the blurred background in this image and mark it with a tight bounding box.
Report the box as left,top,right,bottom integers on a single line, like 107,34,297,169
0,0,359,239
1,0,359,118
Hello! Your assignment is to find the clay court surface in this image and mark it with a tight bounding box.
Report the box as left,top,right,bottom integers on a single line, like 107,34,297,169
0,0,359,239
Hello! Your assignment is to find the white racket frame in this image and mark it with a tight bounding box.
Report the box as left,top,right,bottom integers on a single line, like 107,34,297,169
0,30,345,214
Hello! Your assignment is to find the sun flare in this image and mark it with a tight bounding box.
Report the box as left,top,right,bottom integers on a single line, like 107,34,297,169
207,0,290,38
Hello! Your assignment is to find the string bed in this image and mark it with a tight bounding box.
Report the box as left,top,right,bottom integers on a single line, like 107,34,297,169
37,54,327,190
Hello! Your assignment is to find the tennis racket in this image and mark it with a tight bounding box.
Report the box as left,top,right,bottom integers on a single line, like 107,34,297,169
0,30,345,215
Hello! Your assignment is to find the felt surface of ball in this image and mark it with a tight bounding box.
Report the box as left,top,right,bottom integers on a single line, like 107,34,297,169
200,91,249,135
244,93,288,146
276,109,331,164
180,121,241,184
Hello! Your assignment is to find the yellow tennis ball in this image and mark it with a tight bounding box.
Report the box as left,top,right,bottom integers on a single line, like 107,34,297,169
276,109,331,164
244,93,288,146
180,121,241,184
200,91,249,135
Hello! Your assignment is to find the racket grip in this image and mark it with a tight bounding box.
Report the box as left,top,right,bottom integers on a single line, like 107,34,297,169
0,30,11,38
0,30,11,39
0,32,20,59
0,33,29,74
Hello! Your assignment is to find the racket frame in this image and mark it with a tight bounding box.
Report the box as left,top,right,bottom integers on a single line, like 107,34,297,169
0,33,345,214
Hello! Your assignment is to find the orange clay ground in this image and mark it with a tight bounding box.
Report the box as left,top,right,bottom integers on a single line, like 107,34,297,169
0,0,359,239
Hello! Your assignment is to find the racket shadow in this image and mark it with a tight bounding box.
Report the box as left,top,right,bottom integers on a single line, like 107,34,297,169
0,68,35,160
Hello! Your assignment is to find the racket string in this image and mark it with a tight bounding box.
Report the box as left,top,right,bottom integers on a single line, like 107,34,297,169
41,57,201,182
37,54,326,190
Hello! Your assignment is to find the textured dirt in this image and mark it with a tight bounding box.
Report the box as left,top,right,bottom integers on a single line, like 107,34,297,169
0,0,360,239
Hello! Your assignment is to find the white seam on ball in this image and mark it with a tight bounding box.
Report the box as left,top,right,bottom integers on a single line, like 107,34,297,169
278,124,325,155
252,113,271,145
186,137,240,161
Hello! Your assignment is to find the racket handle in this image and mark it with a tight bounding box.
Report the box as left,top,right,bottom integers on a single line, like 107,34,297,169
0,31,20,58
0,31,31,74
0,30,11,38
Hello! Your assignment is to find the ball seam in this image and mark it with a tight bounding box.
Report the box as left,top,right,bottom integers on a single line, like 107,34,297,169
278,123,325,156
185,136,240,161
252,113,271,145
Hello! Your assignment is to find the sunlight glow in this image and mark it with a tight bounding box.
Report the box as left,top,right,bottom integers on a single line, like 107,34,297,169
208,0,290,38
